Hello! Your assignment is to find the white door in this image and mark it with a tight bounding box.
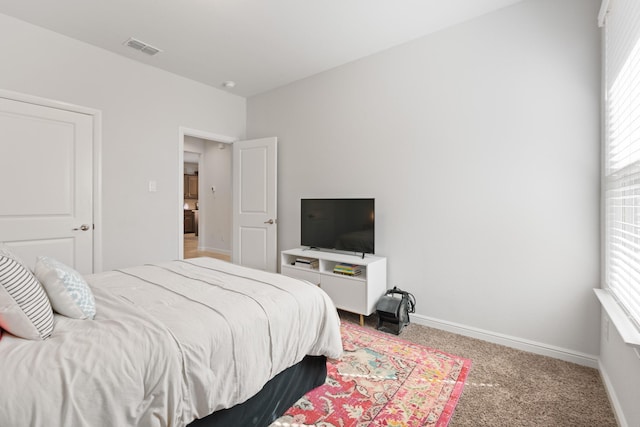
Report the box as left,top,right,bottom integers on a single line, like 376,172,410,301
0,96,94,274
232,137,277,271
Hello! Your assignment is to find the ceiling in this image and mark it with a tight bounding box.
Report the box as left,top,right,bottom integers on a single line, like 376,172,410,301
0,0,523,97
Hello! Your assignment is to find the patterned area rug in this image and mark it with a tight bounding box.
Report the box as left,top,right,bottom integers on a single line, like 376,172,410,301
272,322,472,427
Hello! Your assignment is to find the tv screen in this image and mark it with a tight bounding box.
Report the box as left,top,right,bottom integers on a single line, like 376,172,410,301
301,198,375,254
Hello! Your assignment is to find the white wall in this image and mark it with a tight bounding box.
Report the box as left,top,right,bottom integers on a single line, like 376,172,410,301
248,0,601,358
0,13,246,271
201,141,232,254
599,313,640,427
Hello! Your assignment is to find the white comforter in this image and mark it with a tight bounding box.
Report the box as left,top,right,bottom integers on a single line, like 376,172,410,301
0,258,342,426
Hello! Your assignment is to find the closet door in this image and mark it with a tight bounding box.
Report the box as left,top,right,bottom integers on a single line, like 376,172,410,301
0,96,94,274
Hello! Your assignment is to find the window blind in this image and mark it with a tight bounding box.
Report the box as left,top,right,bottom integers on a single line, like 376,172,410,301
604,0,640,329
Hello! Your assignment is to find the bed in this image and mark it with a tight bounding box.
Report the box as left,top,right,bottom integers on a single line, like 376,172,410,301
0,256,343,426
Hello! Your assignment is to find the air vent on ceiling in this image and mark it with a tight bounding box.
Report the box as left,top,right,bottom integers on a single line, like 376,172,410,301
124,37,162,56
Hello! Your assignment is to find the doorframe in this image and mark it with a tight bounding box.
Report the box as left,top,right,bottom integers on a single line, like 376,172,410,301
0,89,103,273
178,126,236,259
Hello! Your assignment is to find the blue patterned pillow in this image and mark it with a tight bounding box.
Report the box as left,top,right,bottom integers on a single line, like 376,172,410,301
34,256,96,320
0,246,54,340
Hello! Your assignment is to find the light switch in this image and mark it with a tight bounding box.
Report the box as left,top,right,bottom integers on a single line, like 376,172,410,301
148,180,157,192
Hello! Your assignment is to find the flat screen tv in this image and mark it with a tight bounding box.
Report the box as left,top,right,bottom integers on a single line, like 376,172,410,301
301,198,375,255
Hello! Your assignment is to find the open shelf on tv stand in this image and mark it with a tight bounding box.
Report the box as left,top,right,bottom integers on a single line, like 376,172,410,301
280,248,387,326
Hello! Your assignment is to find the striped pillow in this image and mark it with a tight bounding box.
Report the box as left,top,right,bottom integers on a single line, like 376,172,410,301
0,253,54,340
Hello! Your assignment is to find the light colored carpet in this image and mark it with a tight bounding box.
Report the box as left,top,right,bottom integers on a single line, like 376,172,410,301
339,311,617,427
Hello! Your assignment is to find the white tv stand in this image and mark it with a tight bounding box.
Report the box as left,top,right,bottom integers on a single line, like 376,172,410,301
280,248,387,326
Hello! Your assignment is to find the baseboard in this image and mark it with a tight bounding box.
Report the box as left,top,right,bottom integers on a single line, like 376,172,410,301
410,313,599,368
598,360,628,427
199,246,231,255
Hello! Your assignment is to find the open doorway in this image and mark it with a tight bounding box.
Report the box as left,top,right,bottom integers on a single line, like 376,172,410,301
179,128,234,261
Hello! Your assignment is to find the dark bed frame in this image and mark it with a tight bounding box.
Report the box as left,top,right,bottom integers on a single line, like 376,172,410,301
188,355,327,427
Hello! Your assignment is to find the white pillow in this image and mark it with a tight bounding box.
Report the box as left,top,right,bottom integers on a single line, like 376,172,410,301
0,246,54,340
34,256,96,320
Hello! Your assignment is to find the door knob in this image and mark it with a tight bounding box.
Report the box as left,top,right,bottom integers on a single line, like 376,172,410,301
264,219,276,225
73,224,91,231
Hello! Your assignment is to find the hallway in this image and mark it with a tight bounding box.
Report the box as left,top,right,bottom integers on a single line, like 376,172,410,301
184,233,231,261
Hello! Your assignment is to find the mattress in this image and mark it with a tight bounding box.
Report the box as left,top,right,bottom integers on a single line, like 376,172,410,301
0,257,343,426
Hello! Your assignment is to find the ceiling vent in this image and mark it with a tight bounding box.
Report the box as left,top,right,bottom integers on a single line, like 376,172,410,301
124,37,162,56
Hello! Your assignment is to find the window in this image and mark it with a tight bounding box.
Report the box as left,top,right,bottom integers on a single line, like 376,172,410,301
603,0,640,331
